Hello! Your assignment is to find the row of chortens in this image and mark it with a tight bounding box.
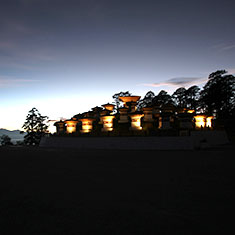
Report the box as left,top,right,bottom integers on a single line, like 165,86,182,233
54,95,213,136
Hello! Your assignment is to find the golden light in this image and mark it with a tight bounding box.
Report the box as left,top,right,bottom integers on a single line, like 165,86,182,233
102,103,115,111
119,96,141,107
158,117,163,129
79,118,95,133
187,110,195,113
206,116,213,128
119,96,141,112
65,118,78,133
194,115,206,129
129,114,144,130
100,116,115,132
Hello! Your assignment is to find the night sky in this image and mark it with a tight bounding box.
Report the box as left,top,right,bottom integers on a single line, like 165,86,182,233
1,0,235,130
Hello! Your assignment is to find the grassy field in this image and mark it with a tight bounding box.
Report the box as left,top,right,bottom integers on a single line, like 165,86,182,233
0,145,235,234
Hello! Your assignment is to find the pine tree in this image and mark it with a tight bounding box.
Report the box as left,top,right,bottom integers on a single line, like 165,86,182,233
137,91,155,109
22,108,48,145
172,87,187,108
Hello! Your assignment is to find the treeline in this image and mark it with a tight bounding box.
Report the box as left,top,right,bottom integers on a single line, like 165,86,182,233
113,70,235,121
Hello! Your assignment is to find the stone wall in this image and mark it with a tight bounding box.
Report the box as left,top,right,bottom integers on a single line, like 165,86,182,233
40,131,229,150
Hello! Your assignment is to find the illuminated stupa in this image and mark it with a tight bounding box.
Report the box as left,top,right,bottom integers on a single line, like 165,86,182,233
79,118,95,133
119,96,141,112
54,94,214,136
100,115,115,132
194,115,213,129
129,113,144,131
102,103,115,112
64,118,78,133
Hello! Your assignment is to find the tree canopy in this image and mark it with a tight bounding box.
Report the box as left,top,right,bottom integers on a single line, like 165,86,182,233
0,135,13,146
109,70,234,123
200,70,235,119
137,91,155,109
172,87,187,108
152,90,173,106
171,86,200,110
22,108,48,145
185,85,200,110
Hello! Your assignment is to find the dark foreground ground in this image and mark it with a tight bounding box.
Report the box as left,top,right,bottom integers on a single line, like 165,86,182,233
0,145,235,234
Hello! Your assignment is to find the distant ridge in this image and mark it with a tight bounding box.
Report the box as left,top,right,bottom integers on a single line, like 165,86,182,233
0,129,26,143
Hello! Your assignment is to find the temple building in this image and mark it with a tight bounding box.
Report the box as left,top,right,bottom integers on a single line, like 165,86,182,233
54,95,214,136
64,118,78,134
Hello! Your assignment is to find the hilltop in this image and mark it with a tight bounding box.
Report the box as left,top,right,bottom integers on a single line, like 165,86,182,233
0,129,25,143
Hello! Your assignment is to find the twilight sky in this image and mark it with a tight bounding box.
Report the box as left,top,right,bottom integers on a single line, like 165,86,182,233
1,0,235,131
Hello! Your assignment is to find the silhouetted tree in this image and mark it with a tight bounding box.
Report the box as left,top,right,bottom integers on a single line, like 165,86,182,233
172,87,187,108
0,135,13,146
185,85,200,110
112,91,132,112
152,90,173,106
22,107,48,145
137,91,155,109
200,70,235,119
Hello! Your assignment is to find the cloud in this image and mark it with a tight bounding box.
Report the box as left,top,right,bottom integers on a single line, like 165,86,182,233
0,53,54,71
0,61,39,71
0,76,41,87
227,68,235,75
141,69,235,90
220,44,235,51
212,42,235,52
141,77,207,88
